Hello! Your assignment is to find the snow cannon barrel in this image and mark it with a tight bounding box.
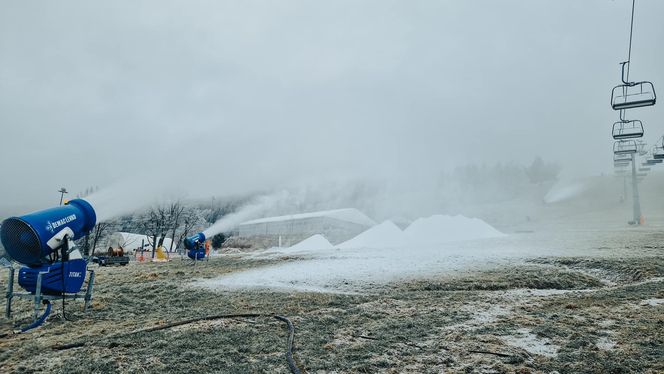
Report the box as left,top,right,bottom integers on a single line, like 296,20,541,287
184,232,206,250
0,199,97,266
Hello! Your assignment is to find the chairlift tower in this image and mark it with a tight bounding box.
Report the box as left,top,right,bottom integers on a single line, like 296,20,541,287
614,140,642,223
608,0,656,225
629,152,641,224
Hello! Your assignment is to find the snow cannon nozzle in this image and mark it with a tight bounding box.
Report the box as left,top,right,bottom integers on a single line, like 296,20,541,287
0,199,97,266
184,232,206,250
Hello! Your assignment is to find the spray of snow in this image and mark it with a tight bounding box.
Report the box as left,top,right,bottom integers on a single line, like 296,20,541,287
544,179,589,204
202,191,289,238
85,181,181,222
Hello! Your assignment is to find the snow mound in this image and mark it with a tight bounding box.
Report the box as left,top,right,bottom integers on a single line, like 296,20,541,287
286,234,334,252
336,215,505,249
337,220,406,249
405,214,505,245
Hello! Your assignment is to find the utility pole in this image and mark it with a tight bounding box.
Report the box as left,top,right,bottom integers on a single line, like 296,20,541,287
630,153,641,224
58,187,68,206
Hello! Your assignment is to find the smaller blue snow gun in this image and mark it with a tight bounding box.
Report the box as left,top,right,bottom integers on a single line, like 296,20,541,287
184,232,207,260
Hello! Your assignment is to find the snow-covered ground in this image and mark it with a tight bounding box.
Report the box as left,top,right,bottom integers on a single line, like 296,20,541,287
197,212,642,293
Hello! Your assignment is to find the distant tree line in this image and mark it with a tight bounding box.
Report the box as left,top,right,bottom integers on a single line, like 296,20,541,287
75,196,244,257
439,156,561,205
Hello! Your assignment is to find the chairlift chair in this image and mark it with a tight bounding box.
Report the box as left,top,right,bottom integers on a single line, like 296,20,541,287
611,62,656,110
612,120,644,140
652,146,664,160
612,82,657,110
614,153,632,163
613,140,638,155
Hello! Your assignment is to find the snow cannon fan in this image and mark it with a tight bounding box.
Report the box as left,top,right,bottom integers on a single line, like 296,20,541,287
0,199,96,295
184,232,207,260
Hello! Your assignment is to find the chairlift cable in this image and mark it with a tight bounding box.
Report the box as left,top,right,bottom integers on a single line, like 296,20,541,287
626,0,636,83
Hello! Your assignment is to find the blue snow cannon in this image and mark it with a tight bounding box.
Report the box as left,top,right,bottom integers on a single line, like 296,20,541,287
184,232,207,260
0,199,96,295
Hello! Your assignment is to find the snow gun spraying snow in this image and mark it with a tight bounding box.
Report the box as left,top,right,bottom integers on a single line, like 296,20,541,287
0,199,97,331
183,232,208,261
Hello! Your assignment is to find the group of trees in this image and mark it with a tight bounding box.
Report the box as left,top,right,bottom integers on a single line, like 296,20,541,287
75,195,247,257
77,201,211,258
76,186,100,199
138,202,199,258
524,156,561,185
438,157,561,205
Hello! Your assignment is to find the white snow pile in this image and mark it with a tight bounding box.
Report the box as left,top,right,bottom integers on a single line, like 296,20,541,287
337,220,407,249
286,234,335,253
255,234,335,257
337,215,505,249
404,214,506,246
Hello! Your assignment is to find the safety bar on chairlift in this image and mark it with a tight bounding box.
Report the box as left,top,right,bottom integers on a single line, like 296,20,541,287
621,61,630,85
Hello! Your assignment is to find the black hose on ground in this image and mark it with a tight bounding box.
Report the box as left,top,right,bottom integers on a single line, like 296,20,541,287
274,315,301,374
20,301,52,333
52,312,305,373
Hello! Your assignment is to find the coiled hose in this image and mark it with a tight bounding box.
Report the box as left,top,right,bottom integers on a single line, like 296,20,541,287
274,315,301,374
20,301,51,333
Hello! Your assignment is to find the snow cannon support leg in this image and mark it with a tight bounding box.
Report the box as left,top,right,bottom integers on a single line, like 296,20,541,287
5,267,14,319
84,269,95,312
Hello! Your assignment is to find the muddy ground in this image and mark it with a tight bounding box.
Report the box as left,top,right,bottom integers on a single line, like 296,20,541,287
0,229,662,373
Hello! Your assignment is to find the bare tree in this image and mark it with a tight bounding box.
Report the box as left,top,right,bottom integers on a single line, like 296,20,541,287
176,209,198,251
140,206,173,259
167,202,185,252
87,221,112,258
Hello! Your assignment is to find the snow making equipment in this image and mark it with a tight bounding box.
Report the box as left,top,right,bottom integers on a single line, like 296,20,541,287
184,232,208,261
0,199,97,330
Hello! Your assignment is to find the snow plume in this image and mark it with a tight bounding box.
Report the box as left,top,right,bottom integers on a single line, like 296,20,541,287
85,180,184,222
544,179,589,204
202,191,290,238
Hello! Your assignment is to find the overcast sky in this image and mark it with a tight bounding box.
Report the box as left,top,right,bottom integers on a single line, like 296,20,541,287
1,0,662,214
